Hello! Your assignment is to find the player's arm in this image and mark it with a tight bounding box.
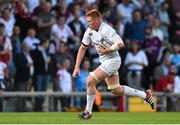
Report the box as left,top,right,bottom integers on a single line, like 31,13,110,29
98,34,124,55
75,44,88,69
72,44,88,78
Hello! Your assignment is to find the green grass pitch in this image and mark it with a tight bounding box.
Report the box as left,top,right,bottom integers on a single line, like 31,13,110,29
0,112,180,124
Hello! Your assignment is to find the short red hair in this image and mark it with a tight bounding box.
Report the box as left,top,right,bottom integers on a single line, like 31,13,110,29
86,9,101,19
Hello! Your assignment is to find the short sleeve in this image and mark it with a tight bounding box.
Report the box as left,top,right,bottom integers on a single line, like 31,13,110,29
81,29,91,46
102,24,123,44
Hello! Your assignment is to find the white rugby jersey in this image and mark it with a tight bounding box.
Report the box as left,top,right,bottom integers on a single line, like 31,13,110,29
82,22,121,62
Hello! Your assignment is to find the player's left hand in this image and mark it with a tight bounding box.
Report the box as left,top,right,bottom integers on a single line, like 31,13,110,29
97,46,111,55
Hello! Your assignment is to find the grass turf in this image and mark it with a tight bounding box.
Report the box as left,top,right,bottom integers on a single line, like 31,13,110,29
0,112,180,124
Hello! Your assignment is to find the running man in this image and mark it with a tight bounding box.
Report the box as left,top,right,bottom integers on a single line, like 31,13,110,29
72,9,154,120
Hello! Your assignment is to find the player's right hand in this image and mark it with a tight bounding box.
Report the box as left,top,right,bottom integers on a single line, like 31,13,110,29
72,68,80,79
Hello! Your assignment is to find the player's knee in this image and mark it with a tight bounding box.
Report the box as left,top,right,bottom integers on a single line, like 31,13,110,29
86,72,100,87
86,76,96,87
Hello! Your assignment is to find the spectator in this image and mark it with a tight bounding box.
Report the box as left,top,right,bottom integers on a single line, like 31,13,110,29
31,0,47,21
68,9,86,51
0,24,12,53
56,58,72,111
23,28,40,50
152,17,164,42
154,65,180,111
169,44,180,73
124,41,148,89
31,37,50,111
142,0,158,16
158,2,170,41
124,9,147,43
142,26,162,88
36,2,55,40
143,26,162,66
0,9,15,37
11,26,21,57
13,0,32,38
51,16,78,51
154,48,171,84
52,43,74,111
0,49,8,112
14,42,34,112
0,34,12,78
10,26,23,87
0,25,12,87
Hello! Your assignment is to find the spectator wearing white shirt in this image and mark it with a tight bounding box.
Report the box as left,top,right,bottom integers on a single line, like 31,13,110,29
125,41,148,89
56,59,72,94
116,0,141,24
51,16,78,52
56,58,72,111
0,9,15,37
23,28,40,50
152,17,164,42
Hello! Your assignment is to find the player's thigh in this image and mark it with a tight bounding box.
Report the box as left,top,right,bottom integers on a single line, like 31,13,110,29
87,67,109,84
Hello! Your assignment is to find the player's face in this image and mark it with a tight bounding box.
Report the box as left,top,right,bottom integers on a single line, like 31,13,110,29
86,16,99,30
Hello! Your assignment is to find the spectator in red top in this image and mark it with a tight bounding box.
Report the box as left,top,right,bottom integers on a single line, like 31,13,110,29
154,64,180,111
154,65,176,92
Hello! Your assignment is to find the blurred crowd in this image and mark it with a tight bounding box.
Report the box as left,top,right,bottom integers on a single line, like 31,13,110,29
0,0,180,112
